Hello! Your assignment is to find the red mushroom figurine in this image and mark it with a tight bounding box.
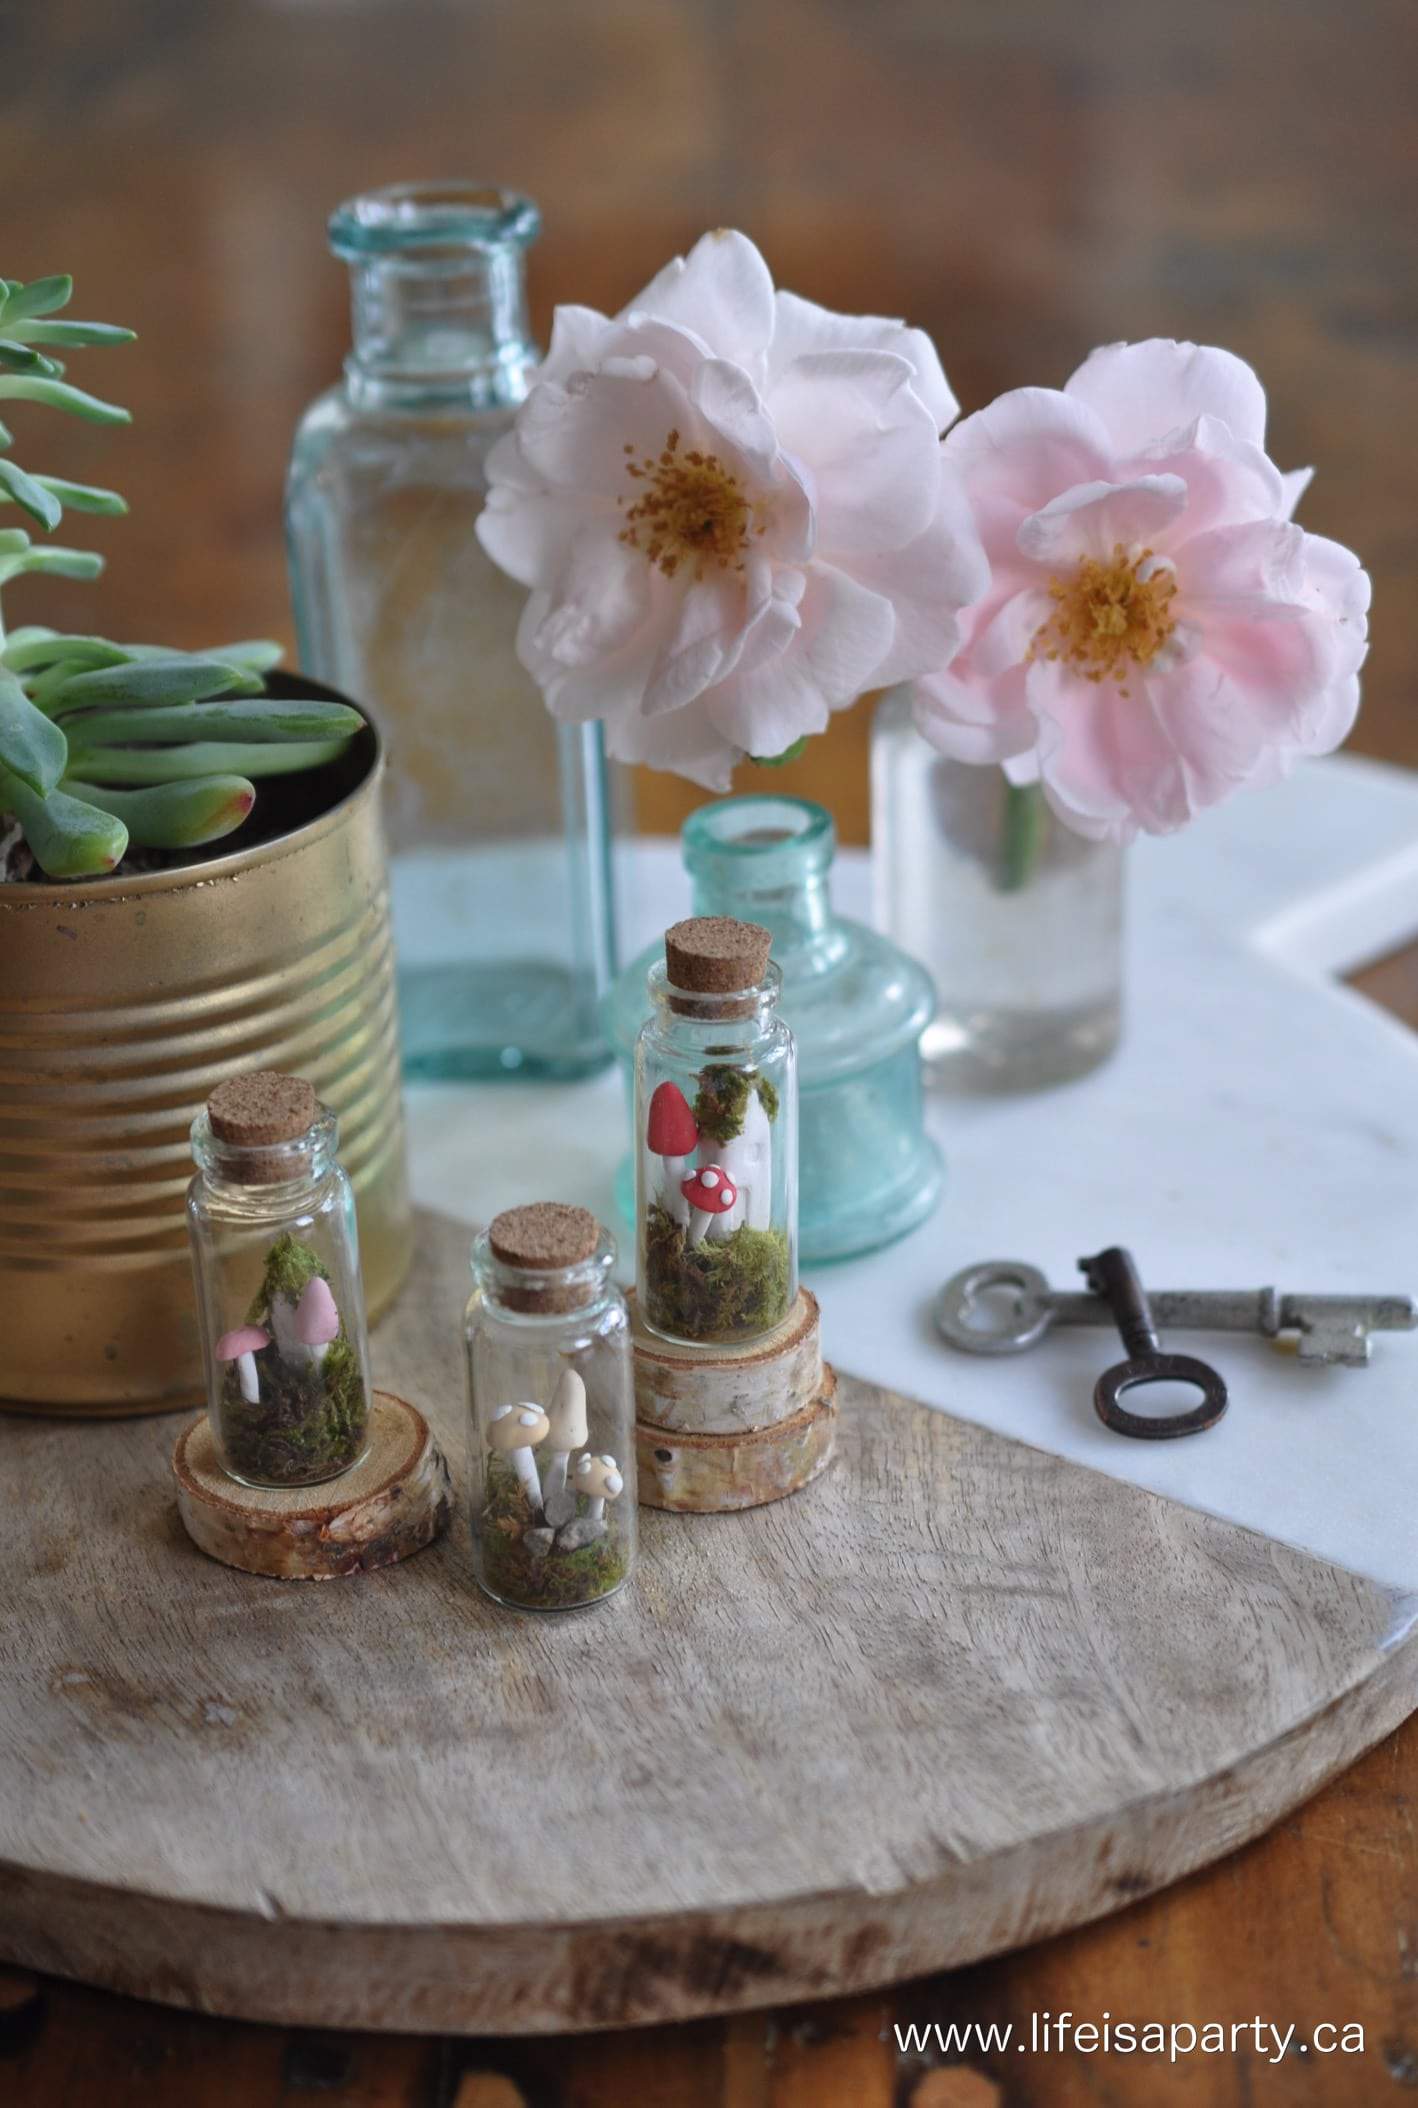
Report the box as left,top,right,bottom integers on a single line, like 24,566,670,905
647,1080,699,1223
681,1164,738,1246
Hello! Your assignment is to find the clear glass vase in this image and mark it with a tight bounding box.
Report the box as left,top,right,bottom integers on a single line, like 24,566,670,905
609,796,941,1261
871,686,1123,1091
286,181,617,1081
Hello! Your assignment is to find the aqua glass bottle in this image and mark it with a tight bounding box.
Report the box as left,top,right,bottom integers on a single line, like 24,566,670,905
610,796,942,1263
286,181,618,1080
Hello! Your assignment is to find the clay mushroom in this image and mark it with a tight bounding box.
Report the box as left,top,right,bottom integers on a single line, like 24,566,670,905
574,1451,624,1526
541,1367,588,1526
681,1164,738,1247
647,1081,699,1223
215,1324,269,1405
488,1401,550,1512
293,1274,340,1370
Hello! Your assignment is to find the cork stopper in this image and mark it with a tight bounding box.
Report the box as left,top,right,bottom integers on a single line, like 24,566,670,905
488,1203,603,1313
206,1071,320,1184
665,917,772,1004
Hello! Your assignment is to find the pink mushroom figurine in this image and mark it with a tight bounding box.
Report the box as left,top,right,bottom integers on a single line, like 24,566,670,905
646,1080,699,1223
293,1274,340,1370
681,1165,738,1247
214,1324,270,1405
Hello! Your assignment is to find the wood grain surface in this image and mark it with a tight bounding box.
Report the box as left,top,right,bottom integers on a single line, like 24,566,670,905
3,1204,1415,2045
3,0,1417,2096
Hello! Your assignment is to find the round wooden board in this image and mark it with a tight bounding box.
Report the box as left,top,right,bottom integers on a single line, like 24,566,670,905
2,1206,1416,2035
173,1392,450,1580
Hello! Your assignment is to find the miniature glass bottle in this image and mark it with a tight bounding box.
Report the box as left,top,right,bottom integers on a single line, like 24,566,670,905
187,1072,372,1489
466,1204,636,1613
872,686,1123,1090
634,916,798,1347
286,180,618,1081
610,796,940,1262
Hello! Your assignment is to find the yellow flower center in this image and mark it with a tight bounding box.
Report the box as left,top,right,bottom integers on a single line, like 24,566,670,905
1032,543,1178,695
617,429,758,581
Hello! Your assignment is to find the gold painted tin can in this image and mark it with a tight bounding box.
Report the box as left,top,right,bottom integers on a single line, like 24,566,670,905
0,690,411,1416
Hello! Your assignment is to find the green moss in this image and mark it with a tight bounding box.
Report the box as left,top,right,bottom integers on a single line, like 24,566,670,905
246,1231,327,1325
478,1456,630,1611
642,1201,791,1343
220,1235,366,1485
693,1063,778,1145
217,1333,367,1487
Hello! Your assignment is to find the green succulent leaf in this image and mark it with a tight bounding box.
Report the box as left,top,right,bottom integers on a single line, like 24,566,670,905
2,545,104,581
48,656,260,713
0,418,10,446
0,275,74,323
5,320,135,349
67,737,352,784
0,339,61,376
32,474,127,517
0,456,63,531
0,767,126,877
63,775,256,849
61,699,363,747
0,375,131,425
202,639,285,673
14,636,135,695
0,666,67,793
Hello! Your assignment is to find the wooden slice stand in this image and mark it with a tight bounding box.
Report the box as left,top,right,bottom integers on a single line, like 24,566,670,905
629,1287,838,1512
173,1391,451,1580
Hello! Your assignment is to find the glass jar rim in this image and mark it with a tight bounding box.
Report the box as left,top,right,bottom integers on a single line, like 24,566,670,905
683,795,834,882
190,1104,338,1185
329,181,540,260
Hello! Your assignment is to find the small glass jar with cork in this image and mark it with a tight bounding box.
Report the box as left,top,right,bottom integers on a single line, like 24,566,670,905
465,1202,636,1612
187,1071,373,1488
634,916,798,1347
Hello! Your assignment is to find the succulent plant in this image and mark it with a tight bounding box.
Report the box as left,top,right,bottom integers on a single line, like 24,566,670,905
0,274,361,880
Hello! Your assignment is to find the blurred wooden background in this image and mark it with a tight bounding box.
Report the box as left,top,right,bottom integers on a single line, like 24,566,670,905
3,1,1417,2101
1,0,1414,843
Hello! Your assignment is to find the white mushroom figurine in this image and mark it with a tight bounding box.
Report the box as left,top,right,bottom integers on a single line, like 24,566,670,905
215,1324,269,1405
488,1402,551,1512
541,1367,589,1527
293,1274,340,1370
574,1452,624,1526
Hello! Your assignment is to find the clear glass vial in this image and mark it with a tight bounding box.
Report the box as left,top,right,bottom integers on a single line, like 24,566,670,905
466,1204,636,1613
610,796,940,1262
634,916,798,1347
286,180,618,1081
872,685,1123,1091
187,1071,373,1489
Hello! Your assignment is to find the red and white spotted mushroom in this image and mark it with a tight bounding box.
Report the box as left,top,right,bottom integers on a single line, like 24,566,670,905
681,1164,738,1247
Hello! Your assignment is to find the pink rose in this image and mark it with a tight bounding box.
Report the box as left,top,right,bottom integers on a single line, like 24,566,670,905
915,340,1370,840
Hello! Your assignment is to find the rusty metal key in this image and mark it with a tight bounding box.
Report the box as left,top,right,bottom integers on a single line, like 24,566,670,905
1081,1246,1229,1440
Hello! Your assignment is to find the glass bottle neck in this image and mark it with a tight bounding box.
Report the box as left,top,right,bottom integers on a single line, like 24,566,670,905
344,250,536,410
684,796,846,972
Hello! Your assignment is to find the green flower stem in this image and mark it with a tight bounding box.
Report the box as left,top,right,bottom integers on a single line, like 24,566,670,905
998,778,1047,893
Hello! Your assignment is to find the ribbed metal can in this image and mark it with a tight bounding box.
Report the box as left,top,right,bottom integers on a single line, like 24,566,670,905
0,692,411,1416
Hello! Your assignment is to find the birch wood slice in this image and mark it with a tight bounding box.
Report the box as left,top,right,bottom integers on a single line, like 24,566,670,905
627,1286,823,1432
636,1368,839,1511
173,1393,451,1580
2,1206,1416,2036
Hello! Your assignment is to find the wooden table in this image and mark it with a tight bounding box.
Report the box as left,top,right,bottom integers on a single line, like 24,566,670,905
3,1,1417,2098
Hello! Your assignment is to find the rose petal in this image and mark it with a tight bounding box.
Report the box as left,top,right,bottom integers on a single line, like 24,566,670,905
1017,475,1188,566
944,388,1114,562
850,479,990,685
769,349,942,554
767,289,959,430
622,230,777,377
538,303,613,388
515,360,694,494
913,659,1037,765
707,563,895,753
1066,340,1269,452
